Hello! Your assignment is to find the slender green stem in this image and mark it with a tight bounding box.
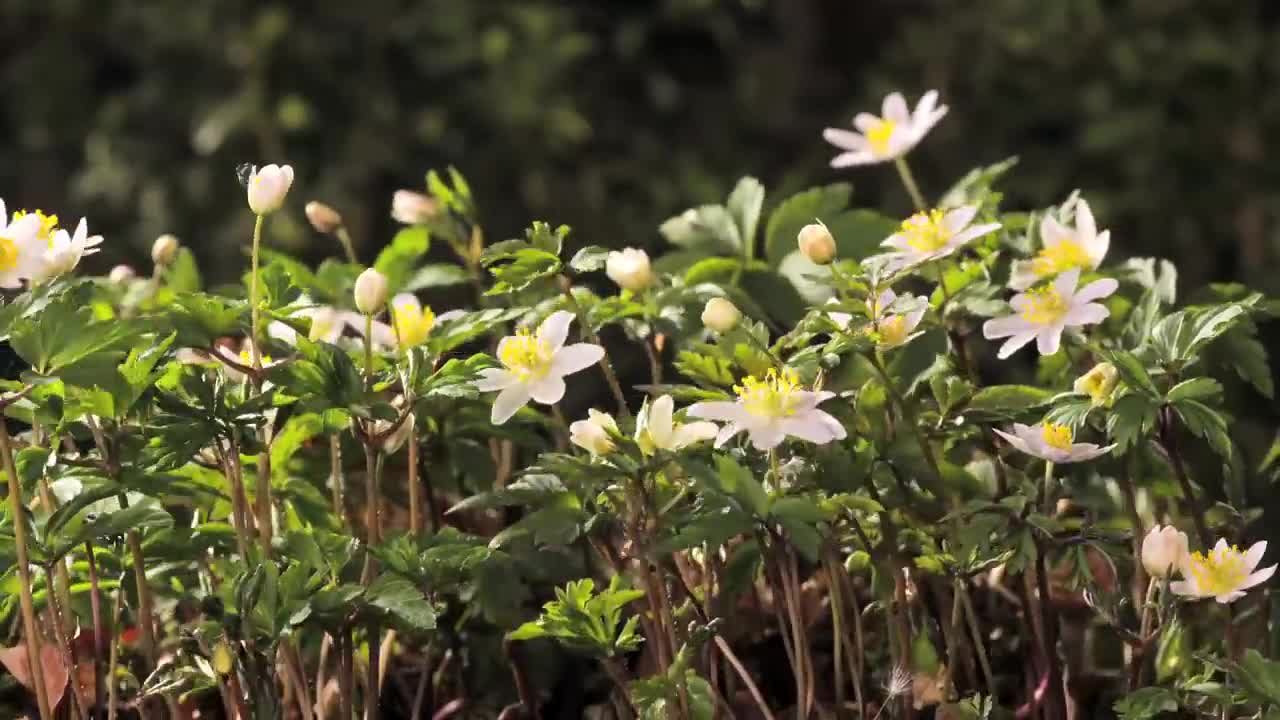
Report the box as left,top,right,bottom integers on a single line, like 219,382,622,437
894,156,927,212
559,279,629,417
958,581,996,699
249,213,266,369
870,351,943,486
336,225,358,263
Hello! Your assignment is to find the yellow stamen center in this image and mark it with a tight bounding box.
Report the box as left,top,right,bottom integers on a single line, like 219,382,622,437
735,368,804,418
13,209,59,243
239,349,272,365
498,328,553,381
1186,545,1251,597
878,315,911,348
0,236,18,272
1040,423,1073,451
392,302,437,348
1032,240,1091,278
1020,286,1069,325
866,119,897,156
900,210,950,253
309,317,334,342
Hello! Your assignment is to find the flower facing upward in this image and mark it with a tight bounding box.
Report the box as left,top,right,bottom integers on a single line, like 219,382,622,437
879,206,1000,271
635,395,718,455
605,248,655,292
1074,362,1119,407
474,311,605,425
1010,198,1110,290
0,201,53,288
823,90,948,167
1141,525,1190,579
35,217,103,283
688,368,846,450
569,410,618,456
993,422,1114,464
391,293,437,349
982,268,1118,358
1171,539,1276,604
246,164,294,215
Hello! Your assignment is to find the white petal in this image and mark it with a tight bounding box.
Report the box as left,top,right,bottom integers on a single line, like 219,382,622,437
992,428,1033,456
688,401,749,423
491,386,532,425
943,206,978,233
983,315,1035,340
1213,538,1231,553
529,375,566,405
1169,579,1198,597
1040,214,1071,246
1215,591,1247,604
714,423,743,448
949,222,1001,247
1053,268,1081,298
647,395,675,445
882,93,909,124
1088,230,1110,267
1073,278,1119,304
1075,199,1097,239
912,90,939,123
551,343,605,376
1241,563,1276,590
475,368,517,392
853,113,880,132
1063,303,1109,327
998,332,1037,359
1036,326,1064,355
671,421,719,448
831,151,879,168
538,310,575,351
822,128,866,151
391,293,421,314
1245,541,1269,572
1062,443,1114,463
747,424,787,451
1008,260,1040,291
781,410,847,444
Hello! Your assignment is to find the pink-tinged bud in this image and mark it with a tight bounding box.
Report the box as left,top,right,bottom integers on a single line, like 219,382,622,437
151,234,179,266
305,201,343,233
797,222,836,264
391,190,438,225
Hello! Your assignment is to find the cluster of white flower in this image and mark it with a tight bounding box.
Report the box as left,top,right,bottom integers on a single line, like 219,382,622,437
1143,525,1276,604
0,201,102,288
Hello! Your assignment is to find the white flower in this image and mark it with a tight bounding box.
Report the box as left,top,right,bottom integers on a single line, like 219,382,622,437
823,90,948,167
992,422,1113,464
879,207,1000,271
269,305,357,345
391,190,438,225
569,410,618,456
390,293,439,349
0,201,52,288
215,340,279,383
1009,198,1110,290
635,395,718,454
797,223,836,265
109,265,136,284
151,234,180,266
1171,539,1276,604
474,311,605,425
1141,525,1190,579
605,248,655,292
866,289,925,349
982,268,1118,358
1074,362,1119,408
354,268,389,315
701,298,741,333
34,217,103,282
246,164,294,215
374,406,416,454
688,369,846,450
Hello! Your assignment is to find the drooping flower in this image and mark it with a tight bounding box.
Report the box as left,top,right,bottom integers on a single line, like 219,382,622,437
391,190,438,225
823,90,949,167
1171,539,1276,604
391,293,437,349
1074,362,1119,407
992,422,1113,464
569,410,619,456
305,201,344,234
474,311,605,425
701,297,741,333
1009,198,1110,290
865,288,925,350
635,395,718,455
1141,525,1190,579
34,217,103,283
246,164,294,216
605,248,655,292
688,368,846,450
879,207,1000,271
0,201,53,288
372,399,416,454
981,268,1118,358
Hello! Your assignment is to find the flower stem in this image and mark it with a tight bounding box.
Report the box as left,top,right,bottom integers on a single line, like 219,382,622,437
1159,407,1211,547
559,277,629,417
894,156,928,212
336,225,358,264
249,213,265,369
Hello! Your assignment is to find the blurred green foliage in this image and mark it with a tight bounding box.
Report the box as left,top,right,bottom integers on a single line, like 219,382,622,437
1,0,1278,294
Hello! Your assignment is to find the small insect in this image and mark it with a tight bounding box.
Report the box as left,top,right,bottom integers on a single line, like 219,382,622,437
235,163,257,189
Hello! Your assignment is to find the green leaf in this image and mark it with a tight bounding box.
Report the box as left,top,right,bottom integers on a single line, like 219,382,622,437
1172,399,1232,461
403,263,471,291
714,455,770,517
1105,350,1161,398
1113,687,1178,720
1107,393,1158,454
568,245,612,273
1165,377,1222,403
964,385,1055,416
1215,323,1274,399
51,499,173,562
659,205,740,256
1229,649,1280,707
365,574,437,632
375,226,431,292
726,177,765,251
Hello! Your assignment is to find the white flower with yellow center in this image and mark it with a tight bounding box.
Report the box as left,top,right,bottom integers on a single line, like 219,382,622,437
992,422,1113,464
982,268,1118,358
215,340,279,383
269,305,357,345
1171,539,1275,604
34,217,104,283
823,90,948,167
635,395,718,455
0,202,52,288
865,288,925,350
391,293,438,349
1073,362,1119,407
688,369,846,450
879,207,1000,271
569,409,619,456
474,311,605,425
1010,198,1110,290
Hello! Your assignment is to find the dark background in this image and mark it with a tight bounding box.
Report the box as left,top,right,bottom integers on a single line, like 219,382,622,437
3,0,1279,293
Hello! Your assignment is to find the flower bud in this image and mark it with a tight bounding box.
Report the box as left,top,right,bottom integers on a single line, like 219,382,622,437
569,410,618,456
797,222,836,265
380,413,416,454
1141,525,1189,578
305,201,343,233
605,248,655,292
1073,362,1119,407
391,190,438,225
701,297,741,333
151,234,180,266
354,268,389,315
109,264,136,284
246,164,295,215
